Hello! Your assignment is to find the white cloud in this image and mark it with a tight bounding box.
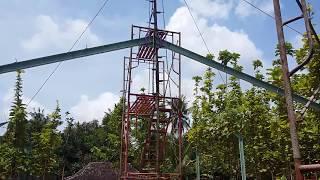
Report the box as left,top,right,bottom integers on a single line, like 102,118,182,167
70,92,119,123
235,0,274,18
292,35,303,49
184,0,233,19
21,15,101,52
131,69,150,94
181,78,196,103
167,7,263,73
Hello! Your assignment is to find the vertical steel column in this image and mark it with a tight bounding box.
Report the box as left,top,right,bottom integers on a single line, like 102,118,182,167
178,32,183,180
152,0,161,175
238,135,246,180
120,57,125,177
178,110,183,179
273,1,303,179
122,25,135,179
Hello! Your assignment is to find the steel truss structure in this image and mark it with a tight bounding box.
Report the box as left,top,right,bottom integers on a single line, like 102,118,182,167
120,25,182,179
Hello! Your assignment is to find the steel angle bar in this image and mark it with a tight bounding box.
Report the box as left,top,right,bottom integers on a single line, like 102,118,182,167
300,85,320,117
0,38,151,74
159,39,320,111
0,121,8,127
300,164,320,172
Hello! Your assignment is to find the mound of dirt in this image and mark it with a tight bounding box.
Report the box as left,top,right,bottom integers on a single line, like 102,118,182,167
65,162,118,180
65,162,138,180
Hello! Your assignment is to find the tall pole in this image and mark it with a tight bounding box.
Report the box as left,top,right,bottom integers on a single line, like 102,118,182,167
238,135,246,180
273,0,303,179
152,0,161,175
178,111,183,179
178,33,183,180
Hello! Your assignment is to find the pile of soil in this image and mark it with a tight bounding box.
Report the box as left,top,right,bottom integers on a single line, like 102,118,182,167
65,162,119,180
65,162,138,180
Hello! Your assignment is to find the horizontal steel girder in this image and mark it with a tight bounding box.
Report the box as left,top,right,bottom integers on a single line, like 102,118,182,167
0,38,151,74
159,39,320,111
0,38,319,111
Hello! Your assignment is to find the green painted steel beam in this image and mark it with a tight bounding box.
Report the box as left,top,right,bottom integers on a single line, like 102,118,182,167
235,134,246,180
0,37,318,111
0,121,8,127
160,39,320,111
0,38,150,74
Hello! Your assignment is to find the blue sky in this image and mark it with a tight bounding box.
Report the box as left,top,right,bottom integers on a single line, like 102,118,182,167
0,0,319,132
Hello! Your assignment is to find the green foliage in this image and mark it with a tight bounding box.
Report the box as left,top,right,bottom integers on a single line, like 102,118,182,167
293,34,320,165
169,96,190,135
187,44,320,179
30,103,62,178
205,53,215,61
218,50,240,66
2,70,29,178
6,70,28,150
102,98,123,163
140,87,146,93
275,42,295,57
0,143,16,179
253,59,264,80
0,70,126,178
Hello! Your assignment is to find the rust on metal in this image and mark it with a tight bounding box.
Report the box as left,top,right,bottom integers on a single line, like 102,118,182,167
273,0,303,179
273,0,320,179
300,164,320,172
120,1,182,179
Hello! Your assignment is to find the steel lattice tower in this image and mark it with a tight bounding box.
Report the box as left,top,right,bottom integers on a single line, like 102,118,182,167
120,0,183,179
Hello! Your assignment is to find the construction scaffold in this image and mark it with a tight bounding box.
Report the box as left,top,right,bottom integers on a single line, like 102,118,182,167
120,1,183,179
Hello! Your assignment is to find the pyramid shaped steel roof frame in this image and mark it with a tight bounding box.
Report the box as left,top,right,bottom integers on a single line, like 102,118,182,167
0,37,319,111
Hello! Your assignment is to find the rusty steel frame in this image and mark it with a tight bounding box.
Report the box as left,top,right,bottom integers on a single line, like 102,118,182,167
120,0,182,177
273,0,320,179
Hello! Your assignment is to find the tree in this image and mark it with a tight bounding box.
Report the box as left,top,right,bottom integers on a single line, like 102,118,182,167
6,70,28,149
188,50,284,179
102,98,124,164
3,70,28,178
30,103,62,179
60,111,74,178
168,95,190,135
293,35,320,168
0,143,15,179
